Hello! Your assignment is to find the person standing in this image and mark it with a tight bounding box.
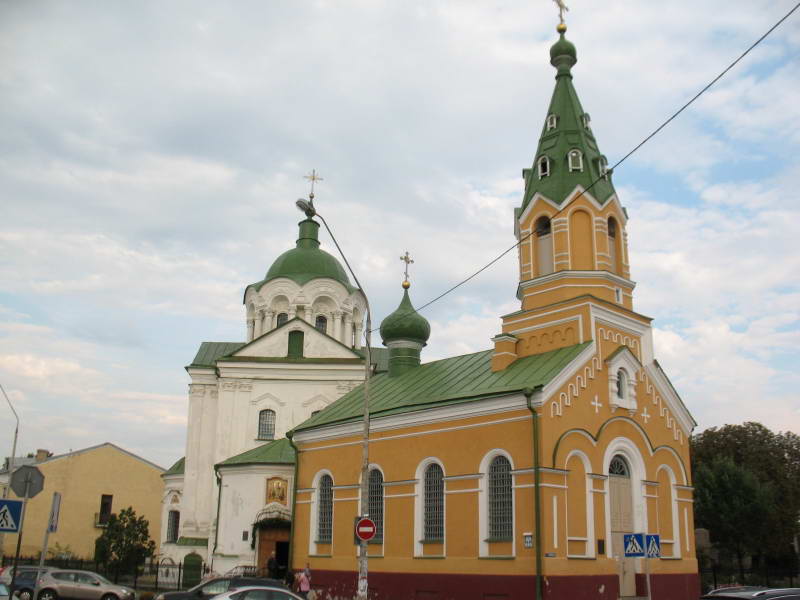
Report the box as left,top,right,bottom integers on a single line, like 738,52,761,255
296,569,310,599
266,551,278,579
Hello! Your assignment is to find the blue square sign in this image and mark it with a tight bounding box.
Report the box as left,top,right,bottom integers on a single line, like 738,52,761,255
623,533,645,557
646,534,661,558
0,499,23,533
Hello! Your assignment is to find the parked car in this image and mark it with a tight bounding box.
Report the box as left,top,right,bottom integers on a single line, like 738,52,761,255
11,569,53,600
212,585,302,600
701,588,800,599
0,568,54,588
706,588,769,596
1,583,10,600
154,577,285,600
36,570,135,600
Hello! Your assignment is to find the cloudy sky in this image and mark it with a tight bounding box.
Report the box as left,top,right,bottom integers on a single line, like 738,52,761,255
1,0,798,469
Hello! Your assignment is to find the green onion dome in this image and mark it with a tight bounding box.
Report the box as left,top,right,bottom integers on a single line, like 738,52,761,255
550,25,577,75
380,284,431,346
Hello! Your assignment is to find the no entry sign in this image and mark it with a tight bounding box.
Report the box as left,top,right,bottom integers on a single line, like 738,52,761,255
354,517,376,542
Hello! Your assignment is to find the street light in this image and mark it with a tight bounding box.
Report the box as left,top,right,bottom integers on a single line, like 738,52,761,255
0,381,19,498
295,197,373,600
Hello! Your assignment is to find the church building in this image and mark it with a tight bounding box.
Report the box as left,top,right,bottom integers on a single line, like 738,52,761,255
288,25,699,600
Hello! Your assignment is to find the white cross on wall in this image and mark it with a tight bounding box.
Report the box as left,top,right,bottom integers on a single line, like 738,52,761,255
641,406,650,424
591,395,602,414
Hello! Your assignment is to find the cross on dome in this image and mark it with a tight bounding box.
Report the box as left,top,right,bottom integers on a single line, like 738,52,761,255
400,251,414,288
304,169,323,201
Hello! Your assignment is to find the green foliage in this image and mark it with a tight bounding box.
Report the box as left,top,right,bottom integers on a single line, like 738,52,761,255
94,507,156,571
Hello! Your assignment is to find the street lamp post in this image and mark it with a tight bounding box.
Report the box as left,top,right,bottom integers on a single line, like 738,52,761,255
0,382,19,559
295,197,373,600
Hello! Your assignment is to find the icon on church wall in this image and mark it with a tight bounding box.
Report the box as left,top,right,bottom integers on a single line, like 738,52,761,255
266,477,288,505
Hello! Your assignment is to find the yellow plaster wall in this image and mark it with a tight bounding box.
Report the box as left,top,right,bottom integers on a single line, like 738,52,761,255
0,445,164,559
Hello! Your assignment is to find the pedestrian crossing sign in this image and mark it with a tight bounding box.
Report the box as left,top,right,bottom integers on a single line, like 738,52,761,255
646,534,661,558
623,533,645,557
0,499,23,533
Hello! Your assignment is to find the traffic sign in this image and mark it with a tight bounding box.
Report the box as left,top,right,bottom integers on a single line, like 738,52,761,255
0,499,23,532
355,517,377,542
623,533,645,557
646,534,661,558
48,492,62,533
10,465,44,499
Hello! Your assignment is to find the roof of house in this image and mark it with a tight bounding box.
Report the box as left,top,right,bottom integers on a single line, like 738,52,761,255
1,442,165,474
163,456,185,476
216,437,296,468
293,342,591,432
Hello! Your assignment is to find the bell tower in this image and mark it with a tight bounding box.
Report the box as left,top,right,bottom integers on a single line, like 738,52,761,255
492,24,645,371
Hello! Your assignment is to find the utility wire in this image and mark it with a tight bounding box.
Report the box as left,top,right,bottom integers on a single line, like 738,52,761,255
383,2,800,326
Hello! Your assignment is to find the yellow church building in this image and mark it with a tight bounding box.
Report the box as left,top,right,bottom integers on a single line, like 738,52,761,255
288,25,698,600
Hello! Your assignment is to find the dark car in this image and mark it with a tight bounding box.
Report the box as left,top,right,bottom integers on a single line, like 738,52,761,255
701,588,800,599
154,577,286,600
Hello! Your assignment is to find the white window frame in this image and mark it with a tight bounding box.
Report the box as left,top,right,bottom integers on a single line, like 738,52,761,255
414,458,446,557
582,113,591,128
546,114,558,131
478,449,515,557
309,470,334,556
605,347,640,414
537,156,550,179
568,149,583,172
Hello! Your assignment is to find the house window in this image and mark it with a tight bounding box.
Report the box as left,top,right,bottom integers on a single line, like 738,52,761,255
287,330,304,358
599,156,609,179
258,409,276,440
315,315,327,333
537,156,550,178
488,455,513,540
568,149,583,172
535,216,554,276
368,469,384,542
546,114,558,131
98,494,113,526
423,463,444,541
276,313,288,327
616,369,628,400
317,475,333,543
166,510,180,543
609,455,630,477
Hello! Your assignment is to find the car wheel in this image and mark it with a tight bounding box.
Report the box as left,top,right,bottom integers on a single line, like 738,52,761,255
19,589,33,600
38,589,58,600
101,594,119,600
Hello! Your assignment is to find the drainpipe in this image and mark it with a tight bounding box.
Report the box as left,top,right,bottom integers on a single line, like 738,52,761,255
211,467,223,573
524,386,544,600
286,431,300,581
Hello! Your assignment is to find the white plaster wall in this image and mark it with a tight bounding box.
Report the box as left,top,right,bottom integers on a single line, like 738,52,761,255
160,475,183,546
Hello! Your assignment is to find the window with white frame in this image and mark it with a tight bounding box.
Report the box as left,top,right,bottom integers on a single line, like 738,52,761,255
582,113,591,128
317,474,333,543
423,463,444,541
537,156,550,178
599,156,609,179
568,149,583,172
368,469,384,542
257,409,276,440
546,113,558,131
616,369,628,400
488,455,513,540
166,510,180,543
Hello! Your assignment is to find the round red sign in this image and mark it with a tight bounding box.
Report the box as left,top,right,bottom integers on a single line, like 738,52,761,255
355,517,377,542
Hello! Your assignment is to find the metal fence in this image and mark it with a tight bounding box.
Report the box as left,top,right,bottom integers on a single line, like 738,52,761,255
700,565,799,593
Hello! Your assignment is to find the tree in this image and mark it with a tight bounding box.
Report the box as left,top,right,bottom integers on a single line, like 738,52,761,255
95,507,156,574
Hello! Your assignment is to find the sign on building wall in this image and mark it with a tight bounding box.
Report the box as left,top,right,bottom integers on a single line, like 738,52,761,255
266,478,288,505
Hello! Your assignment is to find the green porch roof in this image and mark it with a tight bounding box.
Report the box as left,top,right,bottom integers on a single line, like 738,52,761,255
217,437,296,468
188,342,245,368
163,456,185,476
293,342,591,432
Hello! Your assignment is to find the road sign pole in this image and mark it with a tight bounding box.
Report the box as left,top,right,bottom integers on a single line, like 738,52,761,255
9,477,31,598
645,554,651,600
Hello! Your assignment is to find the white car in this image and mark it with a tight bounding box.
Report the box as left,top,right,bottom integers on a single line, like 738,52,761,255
210,585,303,600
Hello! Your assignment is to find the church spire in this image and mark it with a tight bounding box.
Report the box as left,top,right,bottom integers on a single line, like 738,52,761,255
519,25,616,213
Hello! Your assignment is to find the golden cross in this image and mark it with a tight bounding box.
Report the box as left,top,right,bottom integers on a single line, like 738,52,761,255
303,169,324,200
553,0,569,25
400,251,414,282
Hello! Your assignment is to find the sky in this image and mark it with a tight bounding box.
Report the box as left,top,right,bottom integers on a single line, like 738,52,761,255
1,0,798,469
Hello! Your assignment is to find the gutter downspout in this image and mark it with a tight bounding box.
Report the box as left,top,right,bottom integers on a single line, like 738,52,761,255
524,386,544,600
211,466,223,573
286,431,300,582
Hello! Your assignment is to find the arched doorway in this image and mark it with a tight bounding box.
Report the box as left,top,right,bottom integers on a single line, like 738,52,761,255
609,454,635,596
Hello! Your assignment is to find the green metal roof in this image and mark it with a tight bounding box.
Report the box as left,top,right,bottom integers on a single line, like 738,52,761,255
293,342,591,432
519,30,616,213
164,456,185,476
188,342,245,368
365,346,389,373
217,437,296,468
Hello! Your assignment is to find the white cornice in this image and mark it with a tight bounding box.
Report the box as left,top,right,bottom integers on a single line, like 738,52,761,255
644,363,696,434
517,186,627,227
541,341,597,402
517,270,636,300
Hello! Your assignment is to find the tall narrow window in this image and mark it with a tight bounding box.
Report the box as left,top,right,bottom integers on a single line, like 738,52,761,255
488,456,513,540
98,494,113,526
423,463,444,541
258,409,276,440
608,217,619,273
317,475,333,543
276,313,288,327
599,156,609,179
582,113,591,128
616,369,628,400
535,216,554,276
166,510,180,543
568,149,583,172
537,156,550,178
315,315,327,333
368,469,384,542
546,114,558,131
287,330,304,358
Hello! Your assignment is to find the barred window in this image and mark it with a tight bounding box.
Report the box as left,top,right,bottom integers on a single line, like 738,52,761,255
368,469,384,542
258,409,276,440
276,313,288,327
488,455,513,540
166,510,180,543
609,455,630,477
317,475,333,543
423,463,444,541
315,315,327,333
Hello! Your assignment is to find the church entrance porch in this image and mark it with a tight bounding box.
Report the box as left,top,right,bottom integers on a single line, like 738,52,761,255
256,521,290,580
609,455,636,597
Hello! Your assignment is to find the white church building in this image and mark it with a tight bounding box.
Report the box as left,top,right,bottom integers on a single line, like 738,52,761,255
160,215,382,575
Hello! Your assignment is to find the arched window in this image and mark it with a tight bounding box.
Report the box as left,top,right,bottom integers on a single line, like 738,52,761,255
609,455,630,477
276,313,288,327
288,330,304,358
535,216,554,276
166,510,180,543
546,114,558,131
568,149,583,172
598,156,609,179
607,217,621,274
423,463,444,541
317,475,333,543
608,217,617,239
582,113,591,128
258,409,276,440
488,455,513,540
537,156,550,179
315,315,327,333
616,369,628,400
368,469,384,542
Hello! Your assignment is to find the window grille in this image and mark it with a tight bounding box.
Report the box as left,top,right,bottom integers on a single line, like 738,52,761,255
317,475,333,543
315,315,327,333
609,455,630,477
368,469,384,542
276,313,288,327
488,455,513,540
258,409,276,440
423,463,444,541
166,510,180,543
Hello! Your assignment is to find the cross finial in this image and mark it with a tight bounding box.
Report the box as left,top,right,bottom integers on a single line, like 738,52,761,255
400,251,414,288
553,0,569,26
303,169,324,201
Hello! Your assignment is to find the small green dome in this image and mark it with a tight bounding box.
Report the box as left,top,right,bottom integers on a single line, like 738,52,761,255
550,32,577,74
263,219,353,290
380,287,430,345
